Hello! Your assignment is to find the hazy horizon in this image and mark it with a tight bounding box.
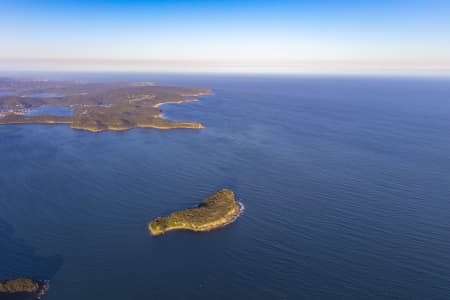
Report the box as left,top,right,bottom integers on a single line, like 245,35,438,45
1,0,450,75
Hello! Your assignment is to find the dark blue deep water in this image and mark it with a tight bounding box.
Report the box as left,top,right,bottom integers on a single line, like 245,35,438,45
1,75,449,300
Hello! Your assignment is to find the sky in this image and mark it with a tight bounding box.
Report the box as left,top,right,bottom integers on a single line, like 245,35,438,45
0,0,449,74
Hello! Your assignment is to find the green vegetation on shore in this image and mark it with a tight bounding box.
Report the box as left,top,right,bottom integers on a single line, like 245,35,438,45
148,189,241,236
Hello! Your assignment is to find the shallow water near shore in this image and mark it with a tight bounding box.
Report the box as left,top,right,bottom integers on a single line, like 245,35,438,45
24,93,63,98
24,105,73,117
1,74,450,299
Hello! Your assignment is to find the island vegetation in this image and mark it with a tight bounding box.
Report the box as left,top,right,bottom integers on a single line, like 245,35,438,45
148,189,242,236
0,278,49,300
0,77,211,132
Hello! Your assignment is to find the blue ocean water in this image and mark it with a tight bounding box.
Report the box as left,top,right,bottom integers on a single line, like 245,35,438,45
25,93,63,98
24,105,73,117
0,75,449,300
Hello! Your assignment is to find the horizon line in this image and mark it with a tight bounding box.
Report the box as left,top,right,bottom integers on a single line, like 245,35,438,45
1,70,450,79
1,58,450,78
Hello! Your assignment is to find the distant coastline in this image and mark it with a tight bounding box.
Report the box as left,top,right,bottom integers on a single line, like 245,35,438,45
0,78,211,132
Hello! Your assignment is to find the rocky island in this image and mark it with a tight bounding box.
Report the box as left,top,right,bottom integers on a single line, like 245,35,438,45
148,189,242,236
0,278,49,300
0,77,211,132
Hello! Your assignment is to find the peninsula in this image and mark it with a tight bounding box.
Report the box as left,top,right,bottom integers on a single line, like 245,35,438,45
148,189,242,236
0,278,49,300
0,77,211,132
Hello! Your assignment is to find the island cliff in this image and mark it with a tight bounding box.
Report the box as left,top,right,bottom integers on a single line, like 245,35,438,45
0,278,49,300
148,189,242,236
